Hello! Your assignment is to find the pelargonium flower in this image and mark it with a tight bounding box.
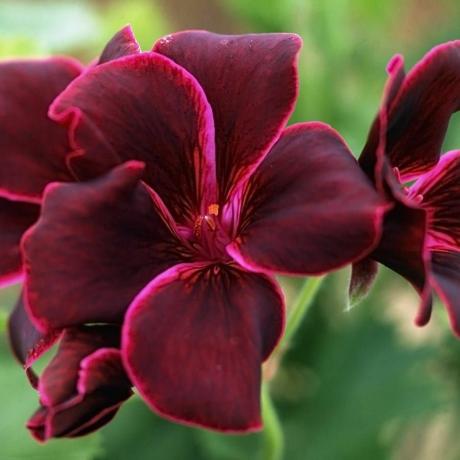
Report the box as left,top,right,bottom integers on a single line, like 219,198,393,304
26,325,132,442
22,30,386,431
349,41,460,333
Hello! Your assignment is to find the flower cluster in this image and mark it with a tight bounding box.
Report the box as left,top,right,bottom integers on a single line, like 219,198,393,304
0,26,459,440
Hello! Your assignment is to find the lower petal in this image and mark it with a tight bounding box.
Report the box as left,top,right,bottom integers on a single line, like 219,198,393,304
122,262,285,432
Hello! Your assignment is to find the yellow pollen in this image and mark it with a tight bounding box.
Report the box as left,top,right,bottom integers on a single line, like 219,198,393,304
208,204,219,216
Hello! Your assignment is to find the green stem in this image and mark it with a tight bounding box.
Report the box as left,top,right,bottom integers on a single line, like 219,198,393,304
261,276,325,460
283,276,325,346
260,382,283,460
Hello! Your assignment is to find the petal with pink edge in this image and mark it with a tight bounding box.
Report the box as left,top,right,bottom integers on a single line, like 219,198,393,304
362,41,460,181
50,52,216,225
98,25,141,64
0,197,39,286
0,58,82,201
153,31,301,203
123,262,285,432
227,123,388,275
23,162,187,332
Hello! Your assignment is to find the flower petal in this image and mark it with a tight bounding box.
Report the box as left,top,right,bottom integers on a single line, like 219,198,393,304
122,262,285,432
98,25,141,64
153,31,301,203
50,52,216,225
0,58,82,201
371,202,433,325
362,41,460,181
431,250,460,336
227,123,388,275
0,198,39,286
8,295,60,387
23,162,187,332
409,150,460,250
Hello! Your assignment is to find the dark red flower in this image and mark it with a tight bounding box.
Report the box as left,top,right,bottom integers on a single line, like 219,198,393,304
22,30,386,431
26,325,132,442
350,41,460,334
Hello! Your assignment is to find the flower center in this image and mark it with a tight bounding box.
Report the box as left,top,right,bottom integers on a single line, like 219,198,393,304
191,204,231,261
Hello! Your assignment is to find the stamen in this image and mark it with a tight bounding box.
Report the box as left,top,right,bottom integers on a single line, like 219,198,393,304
193,216,204,238
208,204,219,216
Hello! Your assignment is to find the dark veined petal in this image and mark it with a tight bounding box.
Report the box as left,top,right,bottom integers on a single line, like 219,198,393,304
153,31,301,204
431,250,460,337
23,162,187,332
122,262,285,432
348,258,379,307
0,58,82,201
8,295,60,387
227,123,389,275
371,202,433,326
362,41,460,181
0,197,39,287
28,326,132,442
98,25,141,64
359,54,406,182
50,52,216,225
409,150,460,250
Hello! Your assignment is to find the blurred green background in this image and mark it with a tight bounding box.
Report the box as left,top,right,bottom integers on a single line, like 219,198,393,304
1,0,460,459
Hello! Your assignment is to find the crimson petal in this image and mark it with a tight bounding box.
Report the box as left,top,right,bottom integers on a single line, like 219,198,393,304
0,58,82,201
50,52,216,225
0,197,39,286
431,250,460,336
363,41,460,181
123,262,285,432
227,123,388,275
23,162,187,332
153,31,301,203
98,25,141,64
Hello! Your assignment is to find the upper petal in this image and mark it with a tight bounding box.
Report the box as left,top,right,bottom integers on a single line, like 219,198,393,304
409,150,460,250
0,197,39,286
122,262,285,432
98,25,141,64
23,162,187,332
50,52,216,225
227,122,388,275
153,31,301,204
361,41,460,182
0,58,82,201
